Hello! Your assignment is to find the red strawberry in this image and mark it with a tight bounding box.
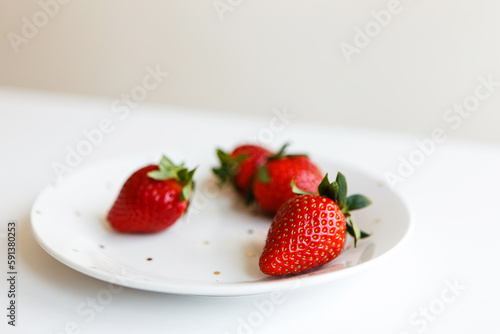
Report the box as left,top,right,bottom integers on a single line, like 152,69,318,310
213,144,272,193
259,172,371,276
252,145,323,213
107,156,196,233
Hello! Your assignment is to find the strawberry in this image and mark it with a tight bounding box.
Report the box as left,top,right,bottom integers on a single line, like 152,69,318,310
212,144,272,193
259,172,371,276
107,156,196,233
252,144,323,213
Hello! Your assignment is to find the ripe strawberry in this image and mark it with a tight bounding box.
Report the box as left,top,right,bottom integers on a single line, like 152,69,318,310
107,156,196,233
212,144,272,193
252,144,323,213
259,172,371,276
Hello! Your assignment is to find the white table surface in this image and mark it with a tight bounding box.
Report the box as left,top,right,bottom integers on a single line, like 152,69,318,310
1,89,499,333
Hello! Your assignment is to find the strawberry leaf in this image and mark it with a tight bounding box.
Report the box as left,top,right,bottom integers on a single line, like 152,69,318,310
147,169,175,180
245,187,255,205
181,183,193,202
318,173,338,200
317,173,330,196
212,168,229,185
349,217,361,247
147,155,196,202
316,172,372,248
180,167,196,201
291,179,314,195
216,148,230,162
267,143,308,161
177,168,189,181
335,172,347,210
256,165,271,183
159,155,175,169
212,149,247,185
345,217,371,247
346,217,371,248
345,194,372,212
267,143,289,161
187,168,196,181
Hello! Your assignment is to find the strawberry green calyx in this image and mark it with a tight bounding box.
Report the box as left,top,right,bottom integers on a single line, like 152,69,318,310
290,179,314,195
256,164,271,184
294,172,372,247
212,149,247,185
147,155,196,201
256,143,307,184
267,143,307,161
267,143,290,161
319,172,371,247
255,144,289,183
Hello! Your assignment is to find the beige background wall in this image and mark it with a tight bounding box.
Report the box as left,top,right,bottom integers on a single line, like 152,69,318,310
1,0,499,143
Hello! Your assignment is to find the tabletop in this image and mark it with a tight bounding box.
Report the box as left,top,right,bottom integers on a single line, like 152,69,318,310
1,88,499,334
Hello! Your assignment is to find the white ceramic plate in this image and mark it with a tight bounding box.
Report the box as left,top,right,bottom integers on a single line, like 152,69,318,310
31,152,412,296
